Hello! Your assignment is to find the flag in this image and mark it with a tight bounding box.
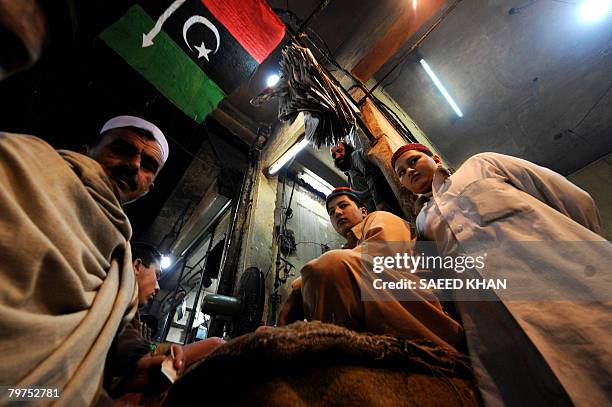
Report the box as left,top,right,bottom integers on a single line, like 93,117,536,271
100,0,285,123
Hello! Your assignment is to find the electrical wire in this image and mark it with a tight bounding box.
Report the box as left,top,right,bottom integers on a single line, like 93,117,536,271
295,241,329,246
572,78,612,132
163,125,222,171
273,8,417,143
508,0,538,14
300,28,417,142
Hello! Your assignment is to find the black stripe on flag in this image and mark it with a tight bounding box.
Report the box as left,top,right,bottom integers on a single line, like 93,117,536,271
140,0,259,95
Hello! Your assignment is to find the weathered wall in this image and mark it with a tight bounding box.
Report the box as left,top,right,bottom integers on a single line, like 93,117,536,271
568,152,612,240
267,180,344,324
276,182,344,272
233,119,303,323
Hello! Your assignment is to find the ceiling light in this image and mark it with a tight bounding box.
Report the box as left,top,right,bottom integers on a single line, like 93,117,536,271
266,74,280,87
160,255,172,270
268,137,309,176
579,0,611,22
419,59,463,118
300,168,334,195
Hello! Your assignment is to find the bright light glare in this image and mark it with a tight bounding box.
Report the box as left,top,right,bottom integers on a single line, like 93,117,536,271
268,137,309,175
413,0,417,12
419,59,463,118
266,74,280,87
579,0,611,22
160,255,172,270
300,168,334,195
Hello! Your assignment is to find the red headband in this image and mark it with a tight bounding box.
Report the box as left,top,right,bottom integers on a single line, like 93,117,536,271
325,187,363,208
391,143,433,169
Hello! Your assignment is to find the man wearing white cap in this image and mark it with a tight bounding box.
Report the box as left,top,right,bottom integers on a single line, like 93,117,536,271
0,115,169,405
87,115,170,204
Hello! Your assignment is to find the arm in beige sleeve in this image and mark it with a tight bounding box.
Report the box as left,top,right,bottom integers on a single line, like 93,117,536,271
360,211,415,243
471,152,602,234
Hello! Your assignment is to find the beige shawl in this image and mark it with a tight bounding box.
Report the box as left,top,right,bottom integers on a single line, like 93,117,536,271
0,134,137,406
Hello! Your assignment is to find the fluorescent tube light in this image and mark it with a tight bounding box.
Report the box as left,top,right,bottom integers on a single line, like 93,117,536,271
300,168,334,195
268,137,309,176
420,58,463,118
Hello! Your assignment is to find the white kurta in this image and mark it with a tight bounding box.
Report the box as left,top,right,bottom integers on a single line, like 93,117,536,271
417,152,612,407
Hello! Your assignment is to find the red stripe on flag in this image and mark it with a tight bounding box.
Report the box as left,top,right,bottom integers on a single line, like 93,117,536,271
202,0,285,64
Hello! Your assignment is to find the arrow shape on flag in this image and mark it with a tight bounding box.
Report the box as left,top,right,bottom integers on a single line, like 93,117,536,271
142,0,187,47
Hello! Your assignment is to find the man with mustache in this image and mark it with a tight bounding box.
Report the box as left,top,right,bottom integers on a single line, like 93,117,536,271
331,141,404,217
0,115,169,405
281,187,462,351
84,115,168,204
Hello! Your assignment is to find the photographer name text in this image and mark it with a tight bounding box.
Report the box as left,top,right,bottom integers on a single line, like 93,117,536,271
373,278,507,290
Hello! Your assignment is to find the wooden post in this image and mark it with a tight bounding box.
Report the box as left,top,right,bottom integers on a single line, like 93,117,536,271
354,96,418,224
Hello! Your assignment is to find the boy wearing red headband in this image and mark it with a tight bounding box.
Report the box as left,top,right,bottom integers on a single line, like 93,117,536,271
281,186,463,351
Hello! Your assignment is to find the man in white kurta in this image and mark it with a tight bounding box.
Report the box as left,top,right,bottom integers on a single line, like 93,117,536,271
393,146,611,406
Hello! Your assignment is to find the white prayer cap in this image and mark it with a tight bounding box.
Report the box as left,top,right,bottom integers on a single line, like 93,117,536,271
100,115,169,164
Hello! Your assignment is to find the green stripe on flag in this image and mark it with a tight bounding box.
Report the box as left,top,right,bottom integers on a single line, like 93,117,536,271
100,5,225,123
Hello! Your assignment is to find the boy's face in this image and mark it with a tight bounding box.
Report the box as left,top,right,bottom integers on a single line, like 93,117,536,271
394,150,442,194
134,258,161,306
327,195,367,238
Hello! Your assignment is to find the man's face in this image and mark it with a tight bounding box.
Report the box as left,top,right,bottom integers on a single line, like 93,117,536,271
87,128,163,204
327,195,367,238
331,143,351,172
134,258,161,306
394,150,442,194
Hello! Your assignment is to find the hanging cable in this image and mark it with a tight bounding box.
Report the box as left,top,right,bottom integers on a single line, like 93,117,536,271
274,8,417,143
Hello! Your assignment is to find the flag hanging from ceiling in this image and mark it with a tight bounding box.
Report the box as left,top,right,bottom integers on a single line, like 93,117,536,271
100,0,285,123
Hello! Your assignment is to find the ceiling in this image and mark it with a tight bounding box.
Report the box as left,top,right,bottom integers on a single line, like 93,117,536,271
223,0,612,177
1,0,611,244
376,0,612,174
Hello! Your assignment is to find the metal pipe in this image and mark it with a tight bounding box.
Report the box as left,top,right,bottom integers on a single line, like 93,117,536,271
159,258,187,341
297,0,333,35
183,227,216,344
269,172,291,326
208,130,266,337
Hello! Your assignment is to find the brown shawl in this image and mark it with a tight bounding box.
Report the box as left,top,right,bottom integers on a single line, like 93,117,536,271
165,322,480,406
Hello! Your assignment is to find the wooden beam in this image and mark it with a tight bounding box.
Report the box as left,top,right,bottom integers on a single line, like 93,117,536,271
351,0,446,82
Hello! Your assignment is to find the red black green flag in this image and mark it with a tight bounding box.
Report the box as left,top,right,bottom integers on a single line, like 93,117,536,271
100,0,285,123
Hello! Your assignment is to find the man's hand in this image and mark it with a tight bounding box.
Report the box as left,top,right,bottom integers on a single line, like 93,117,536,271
169,344,185,376
121,344,185,393
278,278,304,326
182,337,225,366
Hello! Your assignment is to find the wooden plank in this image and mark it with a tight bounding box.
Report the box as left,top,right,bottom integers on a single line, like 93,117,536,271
351,0,446,82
